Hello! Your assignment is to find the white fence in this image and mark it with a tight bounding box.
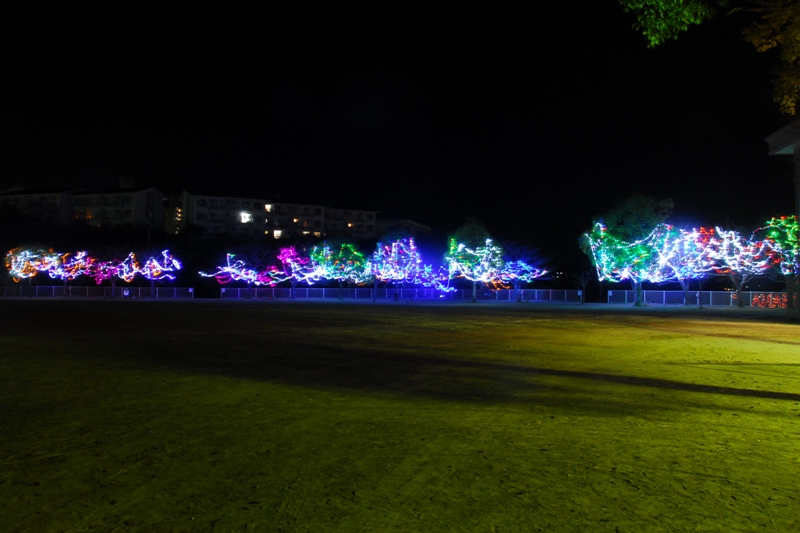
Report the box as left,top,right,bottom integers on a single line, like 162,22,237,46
1,285,194,299
221,287,584,302
607,290,790,308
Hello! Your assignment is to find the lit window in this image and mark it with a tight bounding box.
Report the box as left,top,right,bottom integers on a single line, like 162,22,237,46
274,230,283,239
293,218,299,223
347,223,353,228
265,204,272,212
240,212,253,223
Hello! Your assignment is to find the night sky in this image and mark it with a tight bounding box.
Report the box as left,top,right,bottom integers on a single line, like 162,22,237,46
5,6,796,264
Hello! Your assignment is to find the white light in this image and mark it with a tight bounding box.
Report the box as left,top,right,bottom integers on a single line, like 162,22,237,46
240,212,253,223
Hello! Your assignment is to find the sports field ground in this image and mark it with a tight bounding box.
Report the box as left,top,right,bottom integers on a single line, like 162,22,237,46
1,299,798,532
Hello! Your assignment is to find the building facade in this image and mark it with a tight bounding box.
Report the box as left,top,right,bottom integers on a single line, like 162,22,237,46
72,187,166,229
0,188,77,226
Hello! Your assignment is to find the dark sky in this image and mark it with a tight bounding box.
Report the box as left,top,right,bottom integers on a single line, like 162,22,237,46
5,6,796,263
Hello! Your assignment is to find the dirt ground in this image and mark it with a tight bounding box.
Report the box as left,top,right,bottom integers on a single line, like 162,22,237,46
1,299,798,532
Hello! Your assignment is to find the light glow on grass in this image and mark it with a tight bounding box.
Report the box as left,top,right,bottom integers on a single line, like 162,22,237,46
1,301,798,531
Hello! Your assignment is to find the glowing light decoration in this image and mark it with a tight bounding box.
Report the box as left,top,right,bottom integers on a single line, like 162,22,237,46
200,253,276,286
708,227,774,302
370,238,428,285
420,265,456,292
6,247,181,287
5,248,65,281
309,243,370,286
276,246,327,285
499,260,547,295
140,250,182,281
87,253,145,290
652,226,718,300
48,251,97,282
444,238,505,300
585,223,673,285
111,253,142,283
755,215,799,276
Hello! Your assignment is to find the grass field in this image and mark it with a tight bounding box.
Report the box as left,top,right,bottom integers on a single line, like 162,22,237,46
1,299,799,532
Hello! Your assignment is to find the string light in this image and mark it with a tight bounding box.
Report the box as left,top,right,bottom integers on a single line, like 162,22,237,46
6,247,180,285
309,243,370,285
48,251,97,282
370,238,427,284
755,215,799,276
5,248,65,281
444,238,506,286
140,250,182,281
200,253,276,286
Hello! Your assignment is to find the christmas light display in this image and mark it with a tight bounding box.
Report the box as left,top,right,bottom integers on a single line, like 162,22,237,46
585,223,666,284
420,264,456,292
48,251,97,282
370,238,428,285
309,243,370,286
708,227,774,306
652,226,718,301
5,248,66,281
444,238,505,300
499,260,546,284
755,215,799,276
752,293,788,309
90,254,137,285
6,246,182,287
199,253,277,286
499,260,546,297
140,250,182,281
276,246,327,285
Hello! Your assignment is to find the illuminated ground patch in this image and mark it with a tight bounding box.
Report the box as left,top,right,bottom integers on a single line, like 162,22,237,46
1,299,798,532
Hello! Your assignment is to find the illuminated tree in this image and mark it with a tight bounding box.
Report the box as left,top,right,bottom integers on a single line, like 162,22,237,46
584,193,673,306
141,250,182,281
276,245,314,296
88,245,138,294
5,247,64,282
619,0,800,114
370,238,428,300
200,253,275,296
499,243,547,301
47,251,97,285
309,242,369,296
654,226,718,304
499,261,547,301
584,222,673,306
444,238,505,302
756,215,799,275
708,227,775,306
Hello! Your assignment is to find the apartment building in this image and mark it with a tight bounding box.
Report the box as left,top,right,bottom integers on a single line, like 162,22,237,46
324,207,378,241
168,190,269,238
72,187,166,229
0,188,77,226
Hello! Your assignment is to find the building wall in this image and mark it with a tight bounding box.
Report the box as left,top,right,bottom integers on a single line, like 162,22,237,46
182,192,269,238
324,208,377,241
0,191,75,226
72,188,165,229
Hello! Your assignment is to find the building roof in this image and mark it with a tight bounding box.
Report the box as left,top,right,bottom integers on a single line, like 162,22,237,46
765,118,800,155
